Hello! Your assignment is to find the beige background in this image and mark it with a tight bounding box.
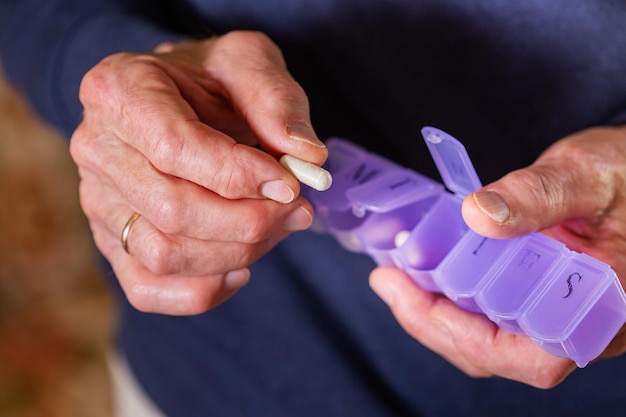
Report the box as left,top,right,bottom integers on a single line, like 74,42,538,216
0,71,113,417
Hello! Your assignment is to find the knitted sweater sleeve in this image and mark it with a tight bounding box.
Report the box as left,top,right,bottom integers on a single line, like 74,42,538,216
0,0,206,137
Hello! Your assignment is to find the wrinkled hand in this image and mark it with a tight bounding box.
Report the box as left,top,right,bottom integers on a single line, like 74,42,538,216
370,126,626,388
70,32,327,315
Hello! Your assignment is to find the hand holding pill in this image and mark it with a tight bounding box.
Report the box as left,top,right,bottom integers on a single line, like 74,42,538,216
71,33,327,315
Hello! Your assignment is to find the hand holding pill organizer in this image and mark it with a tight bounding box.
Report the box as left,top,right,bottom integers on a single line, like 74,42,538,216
301,127,626,367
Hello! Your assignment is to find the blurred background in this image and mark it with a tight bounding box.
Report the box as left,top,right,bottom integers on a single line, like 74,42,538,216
0,70,114,417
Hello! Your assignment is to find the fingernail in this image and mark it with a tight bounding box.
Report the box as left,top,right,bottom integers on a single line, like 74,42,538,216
224,268,251,291
283,206,313,232
261,180,295,204
370,278,395,307
286,123,326,148
473,191,510,223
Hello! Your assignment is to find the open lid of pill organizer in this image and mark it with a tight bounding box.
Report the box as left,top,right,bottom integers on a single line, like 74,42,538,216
421,127,482,197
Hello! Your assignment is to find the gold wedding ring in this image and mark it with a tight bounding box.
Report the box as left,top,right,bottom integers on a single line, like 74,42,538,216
121,212,141,254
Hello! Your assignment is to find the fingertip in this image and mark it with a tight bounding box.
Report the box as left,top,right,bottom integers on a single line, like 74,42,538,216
285,122,326,150
369,266,429,308
472,191,510,224
280,205,311,232
369,267,400,306
463,172,576,240
462,189,521,239
223,268,251,291
227,143,301,201
260,179,296,203
264,122,329,167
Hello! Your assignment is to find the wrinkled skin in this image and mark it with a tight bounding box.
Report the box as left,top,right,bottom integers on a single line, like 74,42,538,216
370,126,626,388
71,30,626,388
71,32,327,315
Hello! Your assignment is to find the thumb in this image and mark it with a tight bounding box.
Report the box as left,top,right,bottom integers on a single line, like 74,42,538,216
461,145,615,239
209,31,327,165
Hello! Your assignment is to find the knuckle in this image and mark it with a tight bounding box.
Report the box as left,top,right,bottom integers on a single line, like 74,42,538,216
238,242,270,266
213,31,286,78
69,124,85,155
150,193,185,235
206,157,239,197
549,135,592,162
142,235,178,275
79,53,132,106
79,67,106,107
240,214,272,244
148,131,185,175
546,134,618,210
211,143,265,197
77,185,97,218
507,168,565,212
69,124,97,164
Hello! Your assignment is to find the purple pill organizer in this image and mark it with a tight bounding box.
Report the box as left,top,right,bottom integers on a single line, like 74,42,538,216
303,127,626,367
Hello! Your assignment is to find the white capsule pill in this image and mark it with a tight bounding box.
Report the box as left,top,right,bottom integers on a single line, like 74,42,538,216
394,230,411,248
279,154,333,191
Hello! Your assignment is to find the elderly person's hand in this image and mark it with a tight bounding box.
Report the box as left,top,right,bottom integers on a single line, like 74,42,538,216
70,31,327,315
370,126,626,388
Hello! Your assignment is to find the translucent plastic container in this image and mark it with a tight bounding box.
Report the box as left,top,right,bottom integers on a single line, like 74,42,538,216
436,230,513,313
304,139,403,251
304,127,626,367
475,233,568,334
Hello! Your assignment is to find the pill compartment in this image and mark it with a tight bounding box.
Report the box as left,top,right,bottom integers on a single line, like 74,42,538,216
306,139,401,251
519,255,626,366
417,127,504,311
351,127,494,294
355,197,438,267
393,194,465,268
475,233,568,333
395,194,467,291
434,231,512,312
344,169,443,267
560,280,626,366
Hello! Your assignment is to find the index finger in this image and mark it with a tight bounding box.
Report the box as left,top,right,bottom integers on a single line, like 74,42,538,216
205,31,329,165
80,53,301,203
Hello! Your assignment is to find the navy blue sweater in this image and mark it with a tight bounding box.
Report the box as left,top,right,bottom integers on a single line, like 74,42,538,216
3,1,626,416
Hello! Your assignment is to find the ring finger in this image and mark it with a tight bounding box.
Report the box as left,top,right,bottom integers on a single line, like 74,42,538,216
80,173,302,275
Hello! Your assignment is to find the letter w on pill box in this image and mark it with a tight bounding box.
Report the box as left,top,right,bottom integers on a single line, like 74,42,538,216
303,126,626,367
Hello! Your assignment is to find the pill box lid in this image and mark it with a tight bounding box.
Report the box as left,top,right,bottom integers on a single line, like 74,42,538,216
421,127,482,197
346,169,443,216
